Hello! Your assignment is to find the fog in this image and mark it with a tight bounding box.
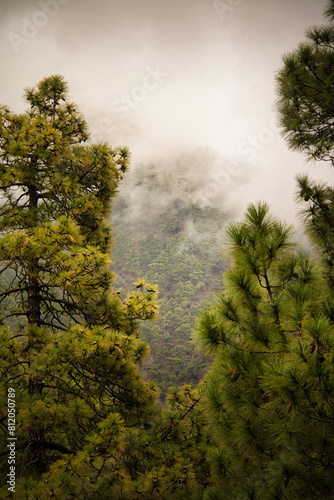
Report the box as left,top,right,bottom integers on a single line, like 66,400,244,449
1,0,334,227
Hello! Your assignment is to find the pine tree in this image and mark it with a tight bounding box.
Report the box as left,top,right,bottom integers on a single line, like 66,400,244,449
25,384,211,499
193,2,334,498
0,76,159,494
195,202,334,499
296,174,334,291
276,0,334,164
0,75,132,331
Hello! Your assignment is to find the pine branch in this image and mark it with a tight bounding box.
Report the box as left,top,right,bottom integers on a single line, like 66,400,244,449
44,441,75,455
160,397,201,442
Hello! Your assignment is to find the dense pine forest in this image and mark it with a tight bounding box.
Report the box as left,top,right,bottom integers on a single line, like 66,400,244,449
111,153,228,398
1,1,334,498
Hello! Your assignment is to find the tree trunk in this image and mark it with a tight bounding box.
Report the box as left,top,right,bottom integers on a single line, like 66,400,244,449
27,376,46,474
26,183,46,474
27,184,41,327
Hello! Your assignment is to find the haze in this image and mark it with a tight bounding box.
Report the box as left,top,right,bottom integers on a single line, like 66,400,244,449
1,0,334,225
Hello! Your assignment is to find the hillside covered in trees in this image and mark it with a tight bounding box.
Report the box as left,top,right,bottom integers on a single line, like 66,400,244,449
111,151,228,397
1,1,334,498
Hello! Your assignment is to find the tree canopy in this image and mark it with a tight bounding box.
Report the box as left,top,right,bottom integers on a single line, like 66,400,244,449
195,201,334,499
276,0,334,164
0,75,159,494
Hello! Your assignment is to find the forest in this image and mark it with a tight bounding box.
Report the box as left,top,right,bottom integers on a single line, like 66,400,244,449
1,2,334,499
111,150,229,399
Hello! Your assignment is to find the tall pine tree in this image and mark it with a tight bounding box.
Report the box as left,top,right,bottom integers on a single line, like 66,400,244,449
196,203,334,499
0,76,159,494
195,2,334,497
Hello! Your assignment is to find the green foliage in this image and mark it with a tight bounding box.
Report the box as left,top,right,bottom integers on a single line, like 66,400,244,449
296,174,334,290
0,75,132,332
196,202,334,499
111,154,228,398
276,1,334,164
0,76,159,494
20,384,211,499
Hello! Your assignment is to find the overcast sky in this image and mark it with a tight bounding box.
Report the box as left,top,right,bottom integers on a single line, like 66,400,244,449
1,0,334,225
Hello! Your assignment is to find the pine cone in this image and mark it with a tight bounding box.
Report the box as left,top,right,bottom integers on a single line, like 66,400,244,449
319,339,329,351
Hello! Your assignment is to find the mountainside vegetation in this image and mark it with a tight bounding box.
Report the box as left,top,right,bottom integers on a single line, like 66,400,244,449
111,152,228,398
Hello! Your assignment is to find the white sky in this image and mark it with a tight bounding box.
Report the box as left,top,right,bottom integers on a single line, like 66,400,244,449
1,0,334,227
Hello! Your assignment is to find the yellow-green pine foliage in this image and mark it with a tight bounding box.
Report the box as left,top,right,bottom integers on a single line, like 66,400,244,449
22,384,211,499
0,76,159,493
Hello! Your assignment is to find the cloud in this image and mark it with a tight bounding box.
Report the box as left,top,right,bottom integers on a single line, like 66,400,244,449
1,0,333,226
